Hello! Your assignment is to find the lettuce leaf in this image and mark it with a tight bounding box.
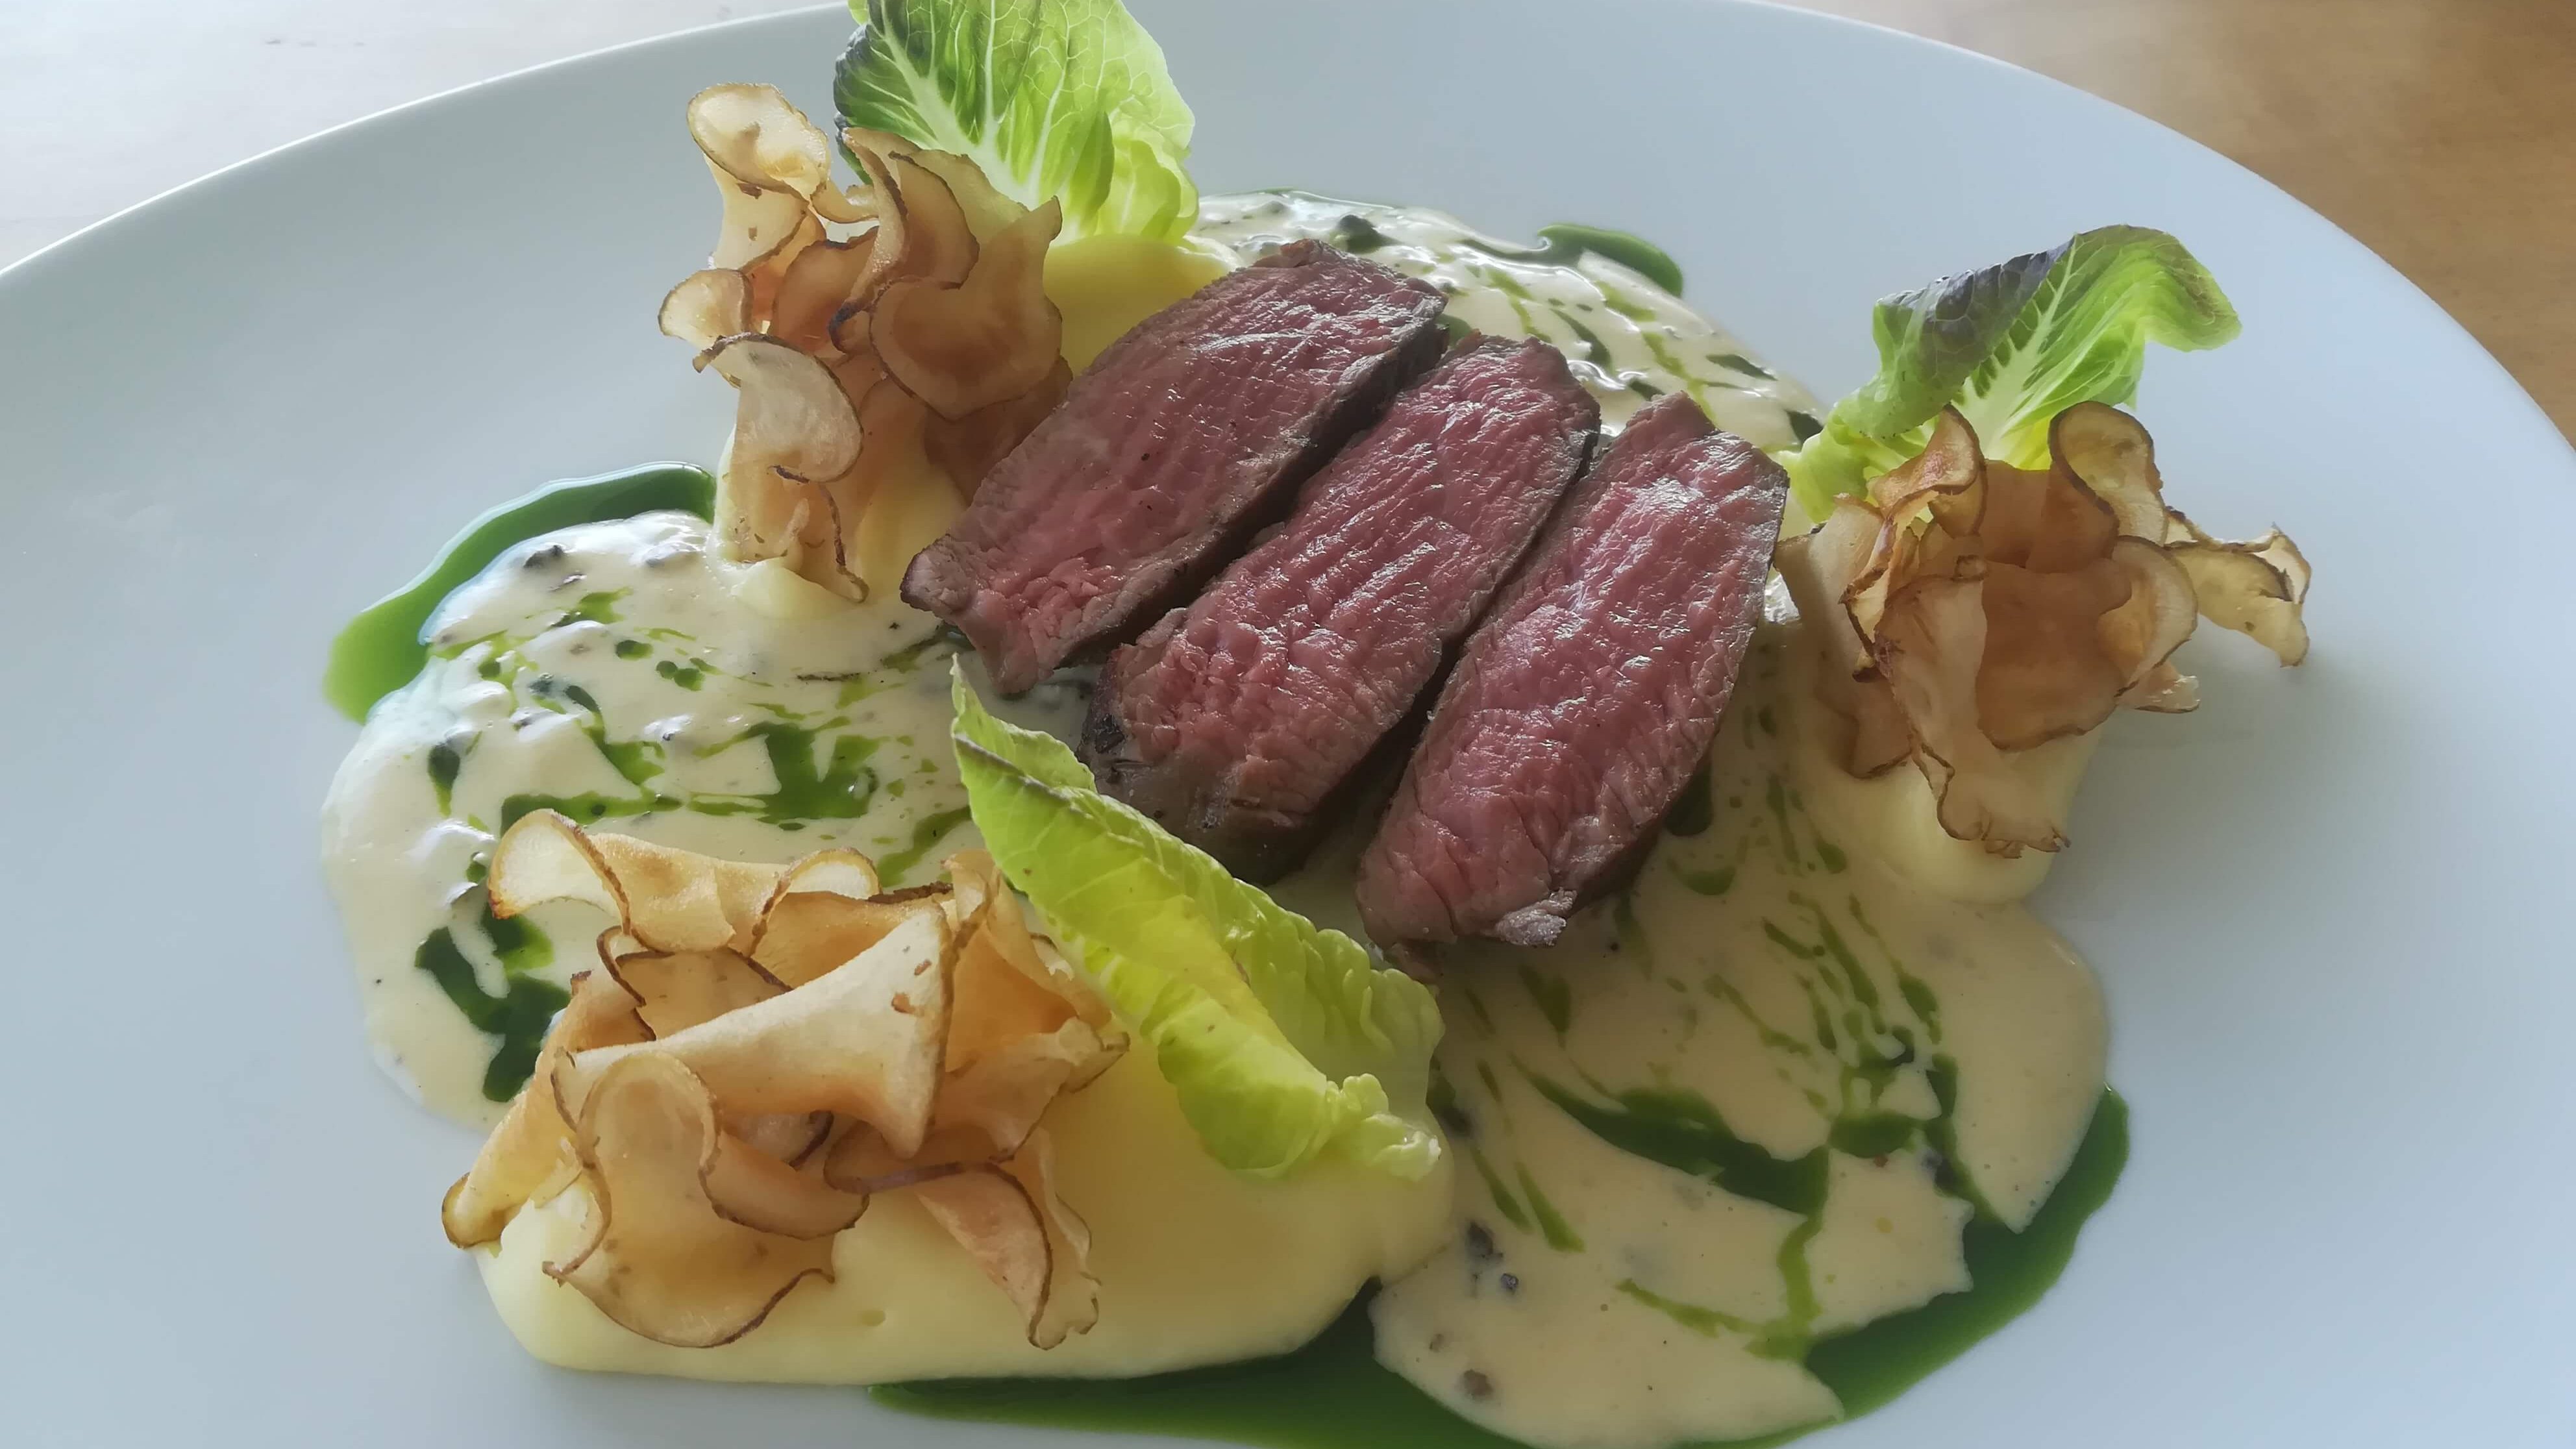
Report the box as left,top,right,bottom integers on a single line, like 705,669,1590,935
1781,225,2239,517
834,0,1199,242
947,668,1444,1179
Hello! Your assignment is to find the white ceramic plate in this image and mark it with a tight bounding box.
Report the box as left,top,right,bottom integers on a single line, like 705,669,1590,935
3,3,2569,1445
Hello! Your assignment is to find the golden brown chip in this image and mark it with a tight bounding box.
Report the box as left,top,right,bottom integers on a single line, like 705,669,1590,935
1011,1130,1101,1348
658,269,751,352
2169,526,2311,665
699,333,868,595
1975,558,2132,750
442,971,647,1248
911,1167,1054,1341
905,1134,1100,1349
769,236,883,356
487,810,786,953
564,908,954,1154
700,1126,870,1239
608,947,786,1037
877,200,1067,420
882,154,980,288
545,1054,839,1348
689,84,829,192
748,887,951,989
1785,401,2307,856
906,148,1030,243
707,162,815,275
448,819,1120,1351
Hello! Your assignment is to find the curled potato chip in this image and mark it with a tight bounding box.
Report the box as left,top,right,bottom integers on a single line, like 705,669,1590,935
699,334,868,594
1782,402,2307,855
452,822,1120,1351
608,947,785,1037
883,155,980,288
564,908,954,1154
768,236,882,356
878,199,1066,419
662,93,1069,597
658,269,751,352
748,887,950,988
546,1054,840,1348
442,971,646,1248
488,810,786,952
2168,523,2311,665
700,1124,869,1239
688,83,832,201
906,148,1030,243
708,164,815,275
908,1128,1098,1349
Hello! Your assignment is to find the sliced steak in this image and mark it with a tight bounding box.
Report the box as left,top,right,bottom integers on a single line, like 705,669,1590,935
900,241,1447,695
1082,336,1600,879
1355,392,1790,950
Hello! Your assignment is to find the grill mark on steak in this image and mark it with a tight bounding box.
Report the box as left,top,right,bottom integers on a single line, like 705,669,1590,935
899,240,1447,695
1354,391,1790,951
1082,335,1600,880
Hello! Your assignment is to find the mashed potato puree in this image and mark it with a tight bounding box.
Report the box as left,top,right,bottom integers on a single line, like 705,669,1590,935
481,1046,1454,1381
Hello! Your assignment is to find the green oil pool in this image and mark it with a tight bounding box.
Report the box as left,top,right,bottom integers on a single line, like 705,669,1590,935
322,464,714,721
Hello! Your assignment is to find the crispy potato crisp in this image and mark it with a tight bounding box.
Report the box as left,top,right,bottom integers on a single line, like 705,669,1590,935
662,86,1069,599
1779,402,2309,856
443,811,1127,1350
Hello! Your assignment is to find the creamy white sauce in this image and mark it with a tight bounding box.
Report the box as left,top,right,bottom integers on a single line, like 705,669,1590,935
1195,192,1821,447
1365,626,2107,1448
319,512,1086,1125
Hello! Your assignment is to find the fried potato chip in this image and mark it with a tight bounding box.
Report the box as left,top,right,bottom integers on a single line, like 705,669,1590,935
687,83,833,201
658,269,751,352
658,93,1069,598
699,333,868,594
564,908,954,1152
699,1124,869,1239
747,887,950,989
2167,522,2311,665
451,823,1122,1351
442,971,646,1248
769,235,882,356
1783,402,2307,854
878,199,1067,420
488,810,786,952
608,947,785,1037
546,1054,840,1348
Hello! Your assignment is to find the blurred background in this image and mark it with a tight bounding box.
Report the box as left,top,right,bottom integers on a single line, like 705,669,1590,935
7,0,2565,436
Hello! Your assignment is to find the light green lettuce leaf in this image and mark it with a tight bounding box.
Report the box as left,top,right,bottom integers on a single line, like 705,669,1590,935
947,667,1444,1180
1781,225,2239,518
834,0,1198,242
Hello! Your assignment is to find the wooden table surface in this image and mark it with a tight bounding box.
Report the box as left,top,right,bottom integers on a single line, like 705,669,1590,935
7,0,2568,437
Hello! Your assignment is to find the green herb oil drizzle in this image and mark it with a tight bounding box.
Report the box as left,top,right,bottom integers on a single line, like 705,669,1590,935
321,464,714,721
873,1092,2126,1449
